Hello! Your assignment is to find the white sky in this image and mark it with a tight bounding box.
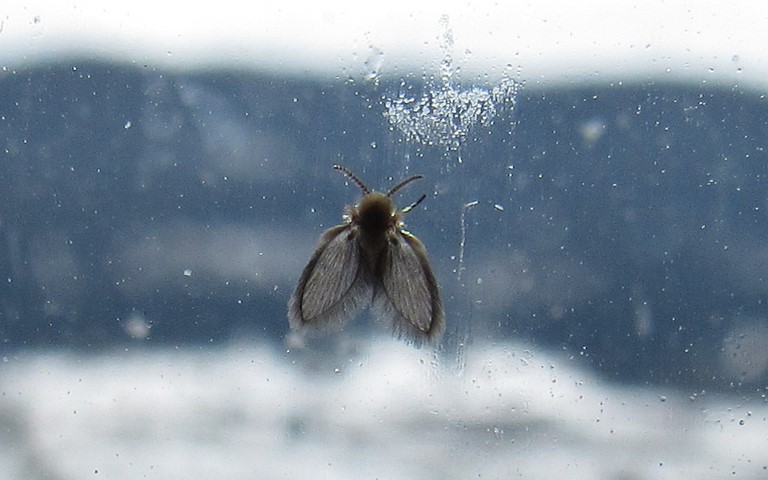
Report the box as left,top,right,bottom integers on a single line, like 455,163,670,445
1,1,766,87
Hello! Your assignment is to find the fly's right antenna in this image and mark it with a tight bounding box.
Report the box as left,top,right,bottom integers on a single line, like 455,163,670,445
333,164,370,194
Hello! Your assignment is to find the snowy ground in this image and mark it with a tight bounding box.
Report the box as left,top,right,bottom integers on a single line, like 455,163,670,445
2,339,766,480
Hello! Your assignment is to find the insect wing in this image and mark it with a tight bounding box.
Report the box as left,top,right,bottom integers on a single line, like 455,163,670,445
374,230,445,344
288,225,372,332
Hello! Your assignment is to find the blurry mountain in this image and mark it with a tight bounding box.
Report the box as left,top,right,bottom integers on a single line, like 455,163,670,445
1,62,767,388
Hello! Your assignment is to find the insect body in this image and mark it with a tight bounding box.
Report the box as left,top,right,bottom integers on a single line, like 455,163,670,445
288,164,444,345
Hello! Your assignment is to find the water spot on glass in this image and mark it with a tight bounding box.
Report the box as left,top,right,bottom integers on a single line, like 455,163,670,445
364,45,384,84
382,16,520,151
123,311,151,340
578,118,606,147
30,15,44,38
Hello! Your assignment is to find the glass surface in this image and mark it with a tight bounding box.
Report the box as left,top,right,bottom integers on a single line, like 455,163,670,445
1,3,767,479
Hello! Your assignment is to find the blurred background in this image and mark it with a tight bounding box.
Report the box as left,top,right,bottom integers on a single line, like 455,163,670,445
1,1,768,479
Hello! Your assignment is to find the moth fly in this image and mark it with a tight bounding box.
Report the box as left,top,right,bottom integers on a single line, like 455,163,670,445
288,164,445,345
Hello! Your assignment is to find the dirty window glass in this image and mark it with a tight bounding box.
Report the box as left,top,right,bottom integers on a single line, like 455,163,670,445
1,3,767,479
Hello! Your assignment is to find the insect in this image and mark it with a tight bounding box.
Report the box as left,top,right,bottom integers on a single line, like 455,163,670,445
288,164,445,345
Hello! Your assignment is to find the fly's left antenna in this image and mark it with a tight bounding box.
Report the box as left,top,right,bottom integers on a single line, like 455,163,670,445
401,194,427,214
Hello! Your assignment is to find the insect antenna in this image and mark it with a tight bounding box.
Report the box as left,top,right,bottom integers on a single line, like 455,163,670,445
386,174,423,197
401,194,427,214
333,164,370,194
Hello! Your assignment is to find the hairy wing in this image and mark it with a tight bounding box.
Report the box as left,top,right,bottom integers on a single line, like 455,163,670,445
288,225,372,332
373,230,445,344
